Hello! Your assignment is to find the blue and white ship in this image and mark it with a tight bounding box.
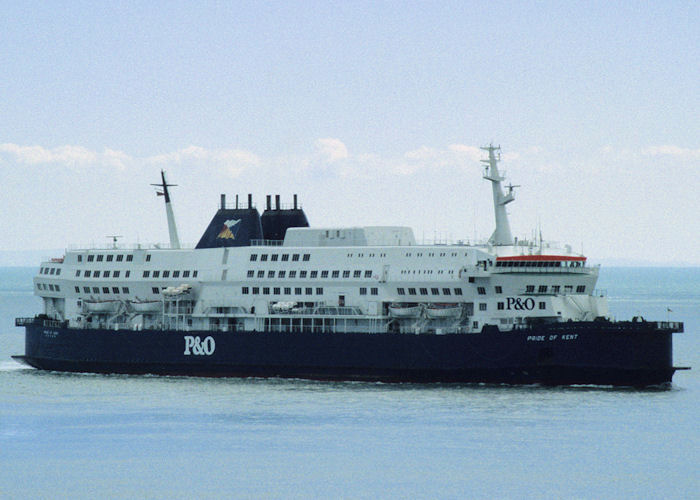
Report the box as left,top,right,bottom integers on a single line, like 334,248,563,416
14,145,687,386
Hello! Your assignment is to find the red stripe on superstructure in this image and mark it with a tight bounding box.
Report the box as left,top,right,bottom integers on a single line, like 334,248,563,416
496,255,586,262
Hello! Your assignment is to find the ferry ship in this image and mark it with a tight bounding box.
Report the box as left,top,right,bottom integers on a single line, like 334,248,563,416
14,145,687,386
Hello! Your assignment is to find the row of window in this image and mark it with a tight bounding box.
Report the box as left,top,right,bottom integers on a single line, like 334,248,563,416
142,270,198,279
400,270,455,275
37,283,60,291
250,253,311,262
76,270,132,278
346,253,387,258
247,269,374,279
40,267,61,275
79,254,135,263
74,286,131,295
397,287,464,296
241,286,379,296
495,260,584,268
525,284,585,293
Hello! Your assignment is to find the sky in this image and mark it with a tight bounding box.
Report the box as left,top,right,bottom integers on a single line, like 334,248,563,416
0,1,698,266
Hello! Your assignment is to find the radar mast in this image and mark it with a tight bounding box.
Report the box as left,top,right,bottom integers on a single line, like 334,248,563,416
481,144,515,246
151,170,181,249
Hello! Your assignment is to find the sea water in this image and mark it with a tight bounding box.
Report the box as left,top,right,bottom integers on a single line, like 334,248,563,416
0,267,697,499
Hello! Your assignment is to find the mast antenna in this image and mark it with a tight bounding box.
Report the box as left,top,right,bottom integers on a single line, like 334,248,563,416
480,144,515,246
151,170,181,249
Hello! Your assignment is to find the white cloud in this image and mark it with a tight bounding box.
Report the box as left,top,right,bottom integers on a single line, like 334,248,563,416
315,138,349,162
0,143,97,167
147,145,259,178
641,145,700,159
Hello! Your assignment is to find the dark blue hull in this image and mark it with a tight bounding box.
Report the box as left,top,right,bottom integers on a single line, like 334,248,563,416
15,319,684,387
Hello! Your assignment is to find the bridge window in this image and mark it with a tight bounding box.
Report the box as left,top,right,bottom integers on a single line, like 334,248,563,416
260,254,268,262
173,271,179,278
397,288,406,295
431,288,439,295
552,285,560,293
83,286,90,293
273,287,281,295
289,270,297,278
257,271,264,278
74,286,80,293
125,271,131,278
408,288,417,295
577,285,586,293
305,287,312,295
77,255,82,262
116,255,123,262
420,288,428,295
292,254,300,262
267,271,275,278
112,287,119,294
126,255,133,262
146,254,151,262
75,270,80,277
442,288,451,295
163,271,170,278
454,288,463,295
565,285,573,293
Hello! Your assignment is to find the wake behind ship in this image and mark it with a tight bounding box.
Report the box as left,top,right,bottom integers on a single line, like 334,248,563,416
14,146,688,386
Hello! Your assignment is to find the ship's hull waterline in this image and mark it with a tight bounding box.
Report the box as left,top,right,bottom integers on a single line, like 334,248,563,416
14,319,682,387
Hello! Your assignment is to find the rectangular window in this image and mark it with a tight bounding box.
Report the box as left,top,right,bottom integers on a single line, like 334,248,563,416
103,287,110,294
316,287,323,295
122,287,129,294
271,254,279,262
477,287,486,295
125,271,131,278
252,287,259,294
267,271,275,278
250,254,258,261
353,270,361,278
173,270,180,278
113,271,120,278
257,270,265,278
538,285,547,293
153,271,160,278
497,302,505,310
454,288,463,295
83,286,90,293
116,254,124,262
126,254,133,262
539,301,546,310
163,271,170,278
260,254,268,261
143,271,150,278
56,268,61,275
371,288,378,295
442,288,451,295
431,288,439,295
295,287,302,294
408,288,417,295
55,285,61,292
78,255,82,262
364,270,372,278
106,255,113,262
397,288,406,295
263,287,270,295
332,271,340,278
49,268,55,275
289,270,297,278
565,285,573,293
495,286,502,294
112,287,119,294
303,254,310,261
281,254,289,261
183,270,190,278
279,271,286,278
104,271,110,278
273,287,281,295
87,255,94,262
526,285,535,293
420,288,428,295
292,254,300,261
242,287,249,294
152,287,159,294
360,287,367,295
552,285,560,293
284,287,291,295
309,271,317,278
75,286,80,293
305,287,312,295
576,285,586,293
192,270,198,278
321,271,329,278
84,270,91,278
96,255,104,262
342,270,350,278
146,254,151,262
479,303,487,311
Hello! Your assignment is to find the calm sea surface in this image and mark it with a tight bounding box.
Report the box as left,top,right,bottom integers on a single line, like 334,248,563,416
1,267,698,499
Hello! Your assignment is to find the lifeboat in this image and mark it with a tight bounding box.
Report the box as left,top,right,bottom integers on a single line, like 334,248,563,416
389,304,422,318
425,304,462,319
83,299,120,313
129,300,161,313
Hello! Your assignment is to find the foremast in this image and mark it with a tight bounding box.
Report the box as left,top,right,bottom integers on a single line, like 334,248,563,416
152,170,181,249
481,145,516,246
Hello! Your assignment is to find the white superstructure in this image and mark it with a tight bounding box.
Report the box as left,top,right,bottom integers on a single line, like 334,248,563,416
33,146,609,335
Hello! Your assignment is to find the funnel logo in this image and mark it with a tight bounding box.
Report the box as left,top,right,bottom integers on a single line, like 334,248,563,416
217,219,241,239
